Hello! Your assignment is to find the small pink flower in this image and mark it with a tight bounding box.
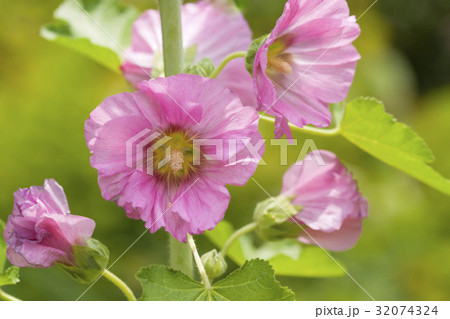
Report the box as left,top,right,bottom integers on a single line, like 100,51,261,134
85,74,263,242
254,0,361,138
281,151,368,251
3,179,95,268
121,0,256,106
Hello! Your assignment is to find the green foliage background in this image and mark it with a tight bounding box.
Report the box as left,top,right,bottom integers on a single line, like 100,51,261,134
0,0,449,300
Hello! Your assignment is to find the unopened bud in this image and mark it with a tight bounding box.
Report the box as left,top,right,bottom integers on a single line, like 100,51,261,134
201,249,227,279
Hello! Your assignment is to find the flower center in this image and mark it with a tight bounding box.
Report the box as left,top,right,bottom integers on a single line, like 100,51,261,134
266,39,293,76
152,129,198,185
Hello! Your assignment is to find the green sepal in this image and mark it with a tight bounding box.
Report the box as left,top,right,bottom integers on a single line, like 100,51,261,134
58,238,109,284
253,195,302,241
182,58,215,77
245,34,269,76
0,267,20,287
0,219,20,287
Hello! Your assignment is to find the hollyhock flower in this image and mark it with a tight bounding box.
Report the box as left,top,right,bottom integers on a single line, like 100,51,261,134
3,179,95,268
253,0,361,138
85,74,263,242
281,150,368,251
121,0,256,106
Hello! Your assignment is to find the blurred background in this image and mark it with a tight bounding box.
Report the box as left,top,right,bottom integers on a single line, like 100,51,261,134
0,0,449,300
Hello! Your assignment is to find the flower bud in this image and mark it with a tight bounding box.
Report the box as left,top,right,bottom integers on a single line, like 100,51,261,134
182,58,215,77
3,179,96,269
253,195,302,241
200,249,227,279
3,179,110,283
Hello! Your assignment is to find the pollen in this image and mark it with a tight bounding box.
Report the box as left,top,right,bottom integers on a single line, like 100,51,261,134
266,39,293,76
169,150,184,173
152,129,199,186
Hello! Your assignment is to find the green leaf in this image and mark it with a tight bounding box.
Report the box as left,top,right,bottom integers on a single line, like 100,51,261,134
137,259,295,301
0,219,20,287
41,0,139,72
340,97,450,195
0,267,20,287
205,220,345,278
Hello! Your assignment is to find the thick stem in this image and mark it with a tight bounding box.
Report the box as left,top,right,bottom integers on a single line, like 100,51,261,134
159,0,194,279
210,51,247,79
169,236,194,278
259,114,341,137
187,234,211,289
0,289,21,301
159,0,184,76
103,269,136,301
220,222,258,258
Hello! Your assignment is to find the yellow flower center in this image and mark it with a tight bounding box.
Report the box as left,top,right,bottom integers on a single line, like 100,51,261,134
152,129,199,186
266,39,293,76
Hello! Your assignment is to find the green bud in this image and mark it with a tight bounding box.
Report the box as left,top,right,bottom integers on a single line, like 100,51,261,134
253,195,302,241
200,249,227,279
58,238,109,284
182,58,215,77
245,34,269,76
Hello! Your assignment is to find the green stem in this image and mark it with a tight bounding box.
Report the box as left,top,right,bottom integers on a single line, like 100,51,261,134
210,51,247,79
259,114,341,137
103,269,136,301
220,222,258,258
160,0,195,279
187,234,211,289
169,236,194,278
0,288,21,301
159,0,184,76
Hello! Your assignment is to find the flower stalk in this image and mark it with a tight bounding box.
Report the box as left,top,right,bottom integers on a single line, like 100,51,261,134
102,269,136,301
220,222,258,257
0,289,21,301
210,51,247,79
159,0,184,76
187,235,211,289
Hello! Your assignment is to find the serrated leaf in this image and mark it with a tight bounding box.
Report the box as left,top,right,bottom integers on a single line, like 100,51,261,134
137,259,295,301
137,265,205,301
211,259,295,301
340,97,450,195
0,267,20,287
205,220,345,278
41,0,139,71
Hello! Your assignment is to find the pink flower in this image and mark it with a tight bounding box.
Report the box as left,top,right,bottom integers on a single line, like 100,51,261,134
85,74,263,242
281,151,368,251
121,0,256,106
253,0,361,138
3,179,95,268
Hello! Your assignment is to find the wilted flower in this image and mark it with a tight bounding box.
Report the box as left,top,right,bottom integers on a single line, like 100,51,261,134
253,0,361,138
281,150,368,251
85,74,263,242
3,179,96,268
121,0,255,106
